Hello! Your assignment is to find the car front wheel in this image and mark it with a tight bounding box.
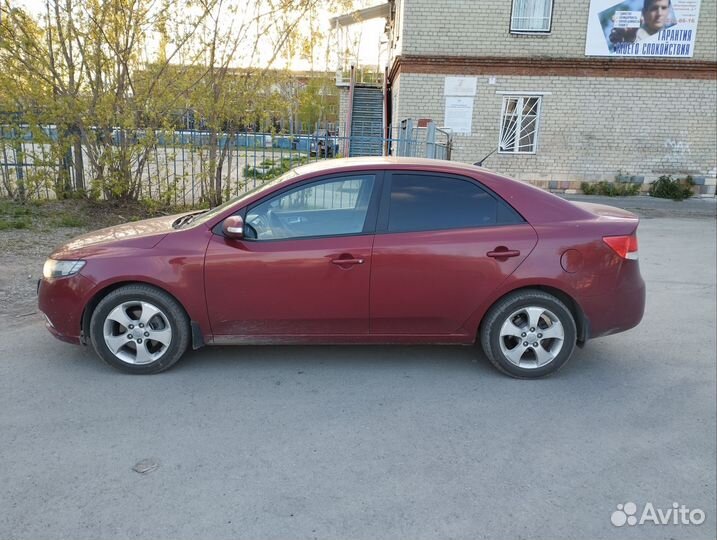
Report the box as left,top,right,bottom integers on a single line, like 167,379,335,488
89,284,190,374
480,290,577,378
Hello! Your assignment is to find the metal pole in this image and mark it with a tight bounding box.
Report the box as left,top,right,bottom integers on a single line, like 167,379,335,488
426,122,437,159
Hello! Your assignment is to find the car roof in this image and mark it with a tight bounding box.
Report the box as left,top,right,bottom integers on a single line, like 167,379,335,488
290,157,491,177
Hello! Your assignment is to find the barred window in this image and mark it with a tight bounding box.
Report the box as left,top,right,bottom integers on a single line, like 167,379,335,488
499,96,541,154
510,0,553,33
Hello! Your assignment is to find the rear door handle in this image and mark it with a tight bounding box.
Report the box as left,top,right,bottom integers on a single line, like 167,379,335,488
487,248,521,259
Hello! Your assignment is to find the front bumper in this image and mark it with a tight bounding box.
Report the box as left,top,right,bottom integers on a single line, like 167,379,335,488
37,273,96,345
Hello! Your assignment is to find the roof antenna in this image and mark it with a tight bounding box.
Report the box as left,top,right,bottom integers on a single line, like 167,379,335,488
474,147,498,167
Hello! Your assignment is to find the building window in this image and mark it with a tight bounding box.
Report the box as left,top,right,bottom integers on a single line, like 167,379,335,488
510,0,553,33
499,96,542,154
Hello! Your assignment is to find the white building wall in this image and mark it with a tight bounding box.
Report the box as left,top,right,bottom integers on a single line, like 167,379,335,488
397,0,716,62
392,72,717,184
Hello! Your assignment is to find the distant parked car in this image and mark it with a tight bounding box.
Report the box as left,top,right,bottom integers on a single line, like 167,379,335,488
38,157,645,377
309,129,338,157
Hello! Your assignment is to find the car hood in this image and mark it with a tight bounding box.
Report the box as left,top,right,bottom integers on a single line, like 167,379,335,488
50,212,192,259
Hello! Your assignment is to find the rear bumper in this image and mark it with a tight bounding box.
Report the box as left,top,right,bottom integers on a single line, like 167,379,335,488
580,274,646,339
37,273,95,345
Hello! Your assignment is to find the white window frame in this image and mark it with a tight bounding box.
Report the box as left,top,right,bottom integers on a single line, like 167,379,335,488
498,95,543,155
510,0,554,34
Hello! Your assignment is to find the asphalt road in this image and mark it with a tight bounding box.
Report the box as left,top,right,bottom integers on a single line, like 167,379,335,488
1,215,715,540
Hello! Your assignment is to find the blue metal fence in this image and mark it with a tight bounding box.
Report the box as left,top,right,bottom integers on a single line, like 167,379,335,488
0,122,452,205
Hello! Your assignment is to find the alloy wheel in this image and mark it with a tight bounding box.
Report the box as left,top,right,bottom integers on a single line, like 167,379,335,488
102,301,173,365
498,306,565,369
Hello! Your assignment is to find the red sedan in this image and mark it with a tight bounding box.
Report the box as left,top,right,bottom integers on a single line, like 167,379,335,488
38,158,645,378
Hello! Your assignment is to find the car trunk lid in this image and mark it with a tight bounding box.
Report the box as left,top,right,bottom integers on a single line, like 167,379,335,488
571,201,640,234
572,201,639,222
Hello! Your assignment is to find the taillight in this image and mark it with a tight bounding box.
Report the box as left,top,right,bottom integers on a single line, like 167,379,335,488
603,234,639,260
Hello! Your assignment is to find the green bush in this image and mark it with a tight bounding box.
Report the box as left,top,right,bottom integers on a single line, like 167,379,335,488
649,175,694,201
580,181,640,197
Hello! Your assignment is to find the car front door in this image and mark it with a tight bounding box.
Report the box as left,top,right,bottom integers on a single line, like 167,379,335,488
205,172,381,337
369,171,538,336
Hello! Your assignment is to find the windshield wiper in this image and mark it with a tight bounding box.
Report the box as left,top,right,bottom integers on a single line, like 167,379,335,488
172,210,207,229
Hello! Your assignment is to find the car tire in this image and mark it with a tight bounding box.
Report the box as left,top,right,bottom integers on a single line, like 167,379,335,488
89,284,190,374
479,289,577,379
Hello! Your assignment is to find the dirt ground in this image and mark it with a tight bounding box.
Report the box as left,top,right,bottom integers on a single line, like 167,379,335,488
0,199,182,327
0,227,85,325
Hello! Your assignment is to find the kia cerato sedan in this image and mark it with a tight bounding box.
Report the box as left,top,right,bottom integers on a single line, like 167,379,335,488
38,157,645,378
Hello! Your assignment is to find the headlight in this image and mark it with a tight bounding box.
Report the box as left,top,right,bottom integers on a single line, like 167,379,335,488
42,259,86,279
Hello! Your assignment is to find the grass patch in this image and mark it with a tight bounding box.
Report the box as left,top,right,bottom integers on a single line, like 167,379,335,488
54,213,88,228
0,200,38,230
0,198,195,232
0,217,30,230
0,216,31,229
244,156,310,180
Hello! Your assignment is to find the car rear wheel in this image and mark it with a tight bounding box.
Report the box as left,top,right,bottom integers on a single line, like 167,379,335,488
480,290,576,378
89,284,190,374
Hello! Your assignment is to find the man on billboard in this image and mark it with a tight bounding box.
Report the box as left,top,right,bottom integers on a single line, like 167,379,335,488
608,0,675,46
636,0,674,40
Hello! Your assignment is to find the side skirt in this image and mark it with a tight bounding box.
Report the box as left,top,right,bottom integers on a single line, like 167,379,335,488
210,333,473,346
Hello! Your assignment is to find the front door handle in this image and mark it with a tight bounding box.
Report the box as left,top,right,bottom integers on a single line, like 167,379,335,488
487,248,521,259
331,258,365,265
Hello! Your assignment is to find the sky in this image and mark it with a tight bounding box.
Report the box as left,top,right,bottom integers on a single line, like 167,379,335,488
12,0,388,72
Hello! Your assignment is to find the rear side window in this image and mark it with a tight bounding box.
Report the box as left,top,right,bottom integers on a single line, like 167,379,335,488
387,174,522,233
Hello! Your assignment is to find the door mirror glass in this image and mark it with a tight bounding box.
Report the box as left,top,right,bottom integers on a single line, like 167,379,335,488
223,215,244,239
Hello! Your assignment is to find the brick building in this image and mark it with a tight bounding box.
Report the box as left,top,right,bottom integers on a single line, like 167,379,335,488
337,0,717,191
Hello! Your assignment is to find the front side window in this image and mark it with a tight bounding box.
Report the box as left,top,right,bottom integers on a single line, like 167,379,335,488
499,96,541,154
388,174,503,233
246,174,375,240
510,0,553,33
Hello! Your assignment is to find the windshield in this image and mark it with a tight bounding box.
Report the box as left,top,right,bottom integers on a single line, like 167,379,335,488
187,169,298,227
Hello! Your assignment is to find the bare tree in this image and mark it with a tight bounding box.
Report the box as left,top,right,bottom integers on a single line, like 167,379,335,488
1,0,353,203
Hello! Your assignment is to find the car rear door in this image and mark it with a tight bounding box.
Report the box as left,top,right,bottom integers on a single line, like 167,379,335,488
204,172,382,337
369,171,537,336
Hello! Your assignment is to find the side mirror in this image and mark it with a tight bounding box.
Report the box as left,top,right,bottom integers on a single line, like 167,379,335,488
222,215,244,239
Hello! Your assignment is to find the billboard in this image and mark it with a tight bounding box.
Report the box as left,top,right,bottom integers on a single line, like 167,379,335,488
585,0,702,57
